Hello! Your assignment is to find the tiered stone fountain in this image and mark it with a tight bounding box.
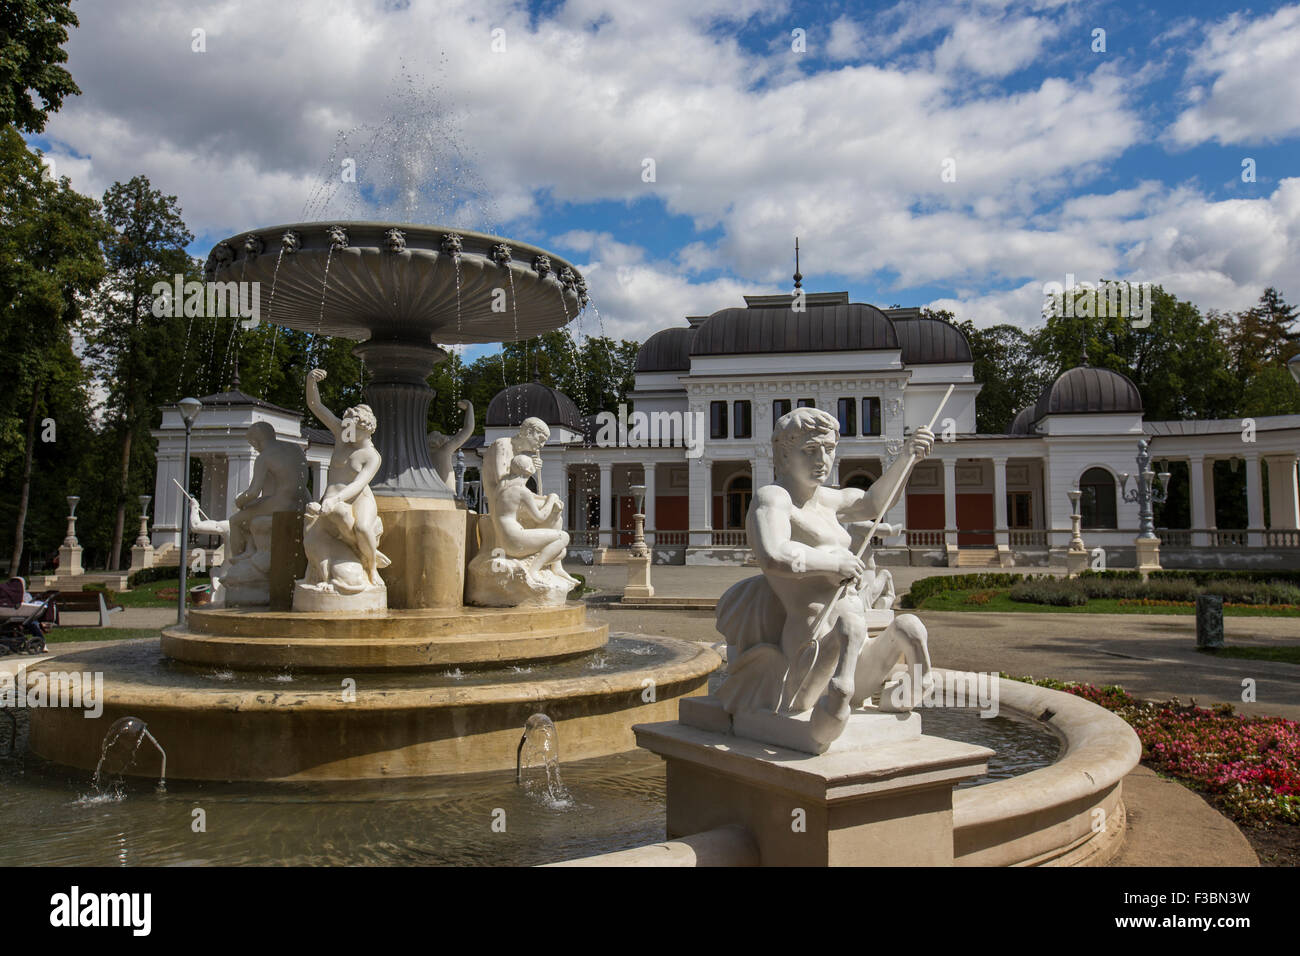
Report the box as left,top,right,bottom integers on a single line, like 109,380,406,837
27,223,718,782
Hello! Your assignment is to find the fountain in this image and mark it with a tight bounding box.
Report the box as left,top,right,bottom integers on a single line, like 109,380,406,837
25,222,719,782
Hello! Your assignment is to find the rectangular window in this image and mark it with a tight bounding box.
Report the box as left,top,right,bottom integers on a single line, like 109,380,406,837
862,397,882,436
797,398,816,408
837,398,856,437
734,400,753,439
710,400,728,439
772,398,792,421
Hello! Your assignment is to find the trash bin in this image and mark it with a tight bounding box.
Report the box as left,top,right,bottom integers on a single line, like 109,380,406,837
1195,593,1224,649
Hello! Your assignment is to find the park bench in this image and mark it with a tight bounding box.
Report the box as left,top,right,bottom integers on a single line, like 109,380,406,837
53,590,124,627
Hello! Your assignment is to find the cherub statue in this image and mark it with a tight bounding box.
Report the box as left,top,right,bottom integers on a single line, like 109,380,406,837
493,455,579,586
427,399,475,491
293,368,390,609
712,407,935,753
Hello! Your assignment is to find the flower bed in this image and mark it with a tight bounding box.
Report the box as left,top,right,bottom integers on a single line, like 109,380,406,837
1009,677,1300,825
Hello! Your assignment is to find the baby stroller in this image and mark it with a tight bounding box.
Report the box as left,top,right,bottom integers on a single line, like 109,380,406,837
0,595,53,656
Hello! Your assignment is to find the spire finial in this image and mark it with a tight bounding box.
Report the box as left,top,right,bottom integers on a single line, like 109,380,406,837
793,237,802,291
231,354,241,390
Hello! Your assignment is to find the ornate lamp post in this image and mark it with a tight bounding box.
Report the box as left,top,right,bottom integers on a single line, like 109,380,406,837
1120,438,1171,576
623,481,654,601
1065,488,1088,577
131,495,156,573
177,397,203,623
57,495,84,578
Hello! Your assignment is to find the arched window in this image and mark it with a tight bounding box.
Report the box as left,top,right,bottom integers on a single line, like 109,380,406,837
725,475,753,529
844,472,877,491
1080,467,1117,529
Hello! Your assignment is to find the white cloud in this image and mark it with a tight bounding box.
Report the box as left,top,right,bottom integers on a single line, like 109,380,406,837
1169,5,1300,146
30,0,1299,344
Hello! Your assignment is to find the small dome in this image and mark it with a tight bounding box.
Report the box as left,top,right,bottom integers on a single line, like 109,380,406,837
893,316,973,365
485,381,582,429
636,326,696,372
1034,366,1143,420
690,302,897,357
1008,405,1036,434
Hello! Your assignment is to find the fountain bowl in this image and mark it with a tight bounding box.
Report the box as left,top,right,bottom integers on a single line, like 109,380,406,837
207,222,587,345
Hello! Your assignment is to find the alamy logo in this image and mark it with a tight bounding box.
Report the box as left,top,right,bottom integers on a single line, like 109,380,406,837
49,886,151,936
0,669,103,718
151,275,261,329
1042,275,1153,329
591,403,706,458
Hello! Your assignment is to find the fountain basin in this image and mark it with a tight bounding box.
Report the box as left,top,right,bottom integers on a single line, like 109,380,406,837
26,636,720,782
163,603,607,670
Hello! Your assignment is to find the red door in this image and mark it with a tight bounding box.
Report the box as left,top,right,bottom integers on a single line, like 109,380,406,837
956,493,994,546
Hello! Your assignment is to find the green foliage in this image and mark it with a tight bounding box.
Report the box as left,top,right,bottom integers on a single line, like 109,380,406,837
1008,579,1089,606
900,572,1034,607
0,0,80,133
946,315,1050,433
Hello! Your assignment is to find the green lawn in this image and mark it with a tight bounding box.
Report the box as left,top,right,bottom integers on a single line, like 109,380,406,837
46,627,163,643
915,588,1300,617
1199,645,1300,665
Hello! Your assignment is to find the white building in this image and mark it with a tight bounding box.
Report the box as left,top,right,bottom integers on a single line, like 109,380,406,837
482,291,1300,569
151,291,1300,570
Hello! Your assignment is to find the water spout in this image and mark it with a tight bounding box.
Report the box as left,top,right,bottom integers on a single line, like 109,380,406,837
93,716,167,795
515,713,572,809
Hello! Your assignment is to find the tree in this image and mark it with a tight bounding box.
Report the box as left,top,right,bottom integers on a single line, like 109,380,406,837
1033,283,1239,421
0,0,81,133
0,127,104,571
945,313,1050,432
83,176,194,570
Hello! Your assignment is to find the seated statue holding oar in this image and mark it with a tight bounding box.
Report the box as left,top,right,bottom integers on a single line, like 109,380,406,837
713,405,939,754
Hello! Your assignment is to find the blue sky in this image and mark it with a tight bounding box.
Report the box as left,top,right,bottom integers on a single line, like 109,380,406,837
29,0,1300,359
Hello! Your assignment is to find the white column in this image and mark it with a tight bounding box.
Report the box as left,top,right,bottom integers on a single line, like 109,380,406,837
1188,455,1209,546
753,453,774,490
1266,456,1300,530
1245,453,1264,546
943,457,957,551
992,456,1009,552
152,452,183,550
830,459,841,487
314,460,329,502
643,463,657,542
598,462,613,548
689,458,711,548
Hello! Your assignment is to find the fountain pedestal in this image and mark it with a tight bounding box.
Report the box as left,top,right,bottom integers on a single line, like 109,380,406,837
635,714,991,866
376,496,466,608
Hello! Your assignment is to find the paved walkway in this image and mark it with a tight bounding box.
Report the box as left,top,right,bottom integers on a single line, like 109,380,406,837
588,604,1300,719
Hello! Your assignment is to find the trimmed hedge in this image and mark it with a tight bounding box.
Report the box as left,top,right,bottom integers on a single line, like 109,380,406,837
126,565,210,588
902,572,1044,608
1008,579,1088,606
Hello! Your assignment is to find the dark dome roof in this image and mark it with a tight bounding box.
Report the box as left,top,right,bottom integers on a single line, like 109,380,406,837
1008,405,1036,434
486,382,582,429
1034,366,1143,420
636,326,696,372
690,302,898,357
893,317,972,364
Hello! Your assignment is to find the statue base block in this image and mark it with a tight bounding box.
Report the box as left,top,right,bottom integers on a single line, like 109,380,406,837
634,715,991,866
680,696,921,755
292,583,387,614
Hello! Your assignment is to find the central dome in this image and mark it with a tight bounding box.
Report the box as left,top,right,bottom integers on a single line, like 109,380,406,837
690,301,898,357
1034,366,1143,419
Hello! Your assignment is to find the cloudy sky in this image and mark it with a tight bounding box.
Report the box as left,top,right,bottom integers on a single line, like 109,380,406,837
27,0,1300,349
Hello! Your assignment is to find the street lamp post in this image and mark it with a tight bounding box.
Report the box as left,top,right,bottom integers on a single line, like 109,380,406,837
623,481,654,601
176,397,203,624
1120,438,1171,576
1065,488,1087,577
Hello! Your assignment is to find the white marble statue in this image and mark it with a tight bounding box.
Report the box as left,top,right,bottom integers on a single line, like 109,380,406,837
293,368,390,612
185,423,309,606
466,418,579,606
427,398,475,490
710,407,936,754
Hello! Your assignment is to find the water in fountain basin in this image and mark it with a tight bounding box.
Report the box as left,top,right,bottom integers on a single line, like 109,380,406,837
516,714,573,810
89,716,165,801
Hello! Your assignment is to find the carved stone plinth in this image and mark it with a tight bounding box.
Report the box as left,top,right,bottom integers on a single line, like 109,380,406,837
623,549,654,600
1065,548,1088,578
1135,536,1161,580
57,544,83,578
635,715,990,866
